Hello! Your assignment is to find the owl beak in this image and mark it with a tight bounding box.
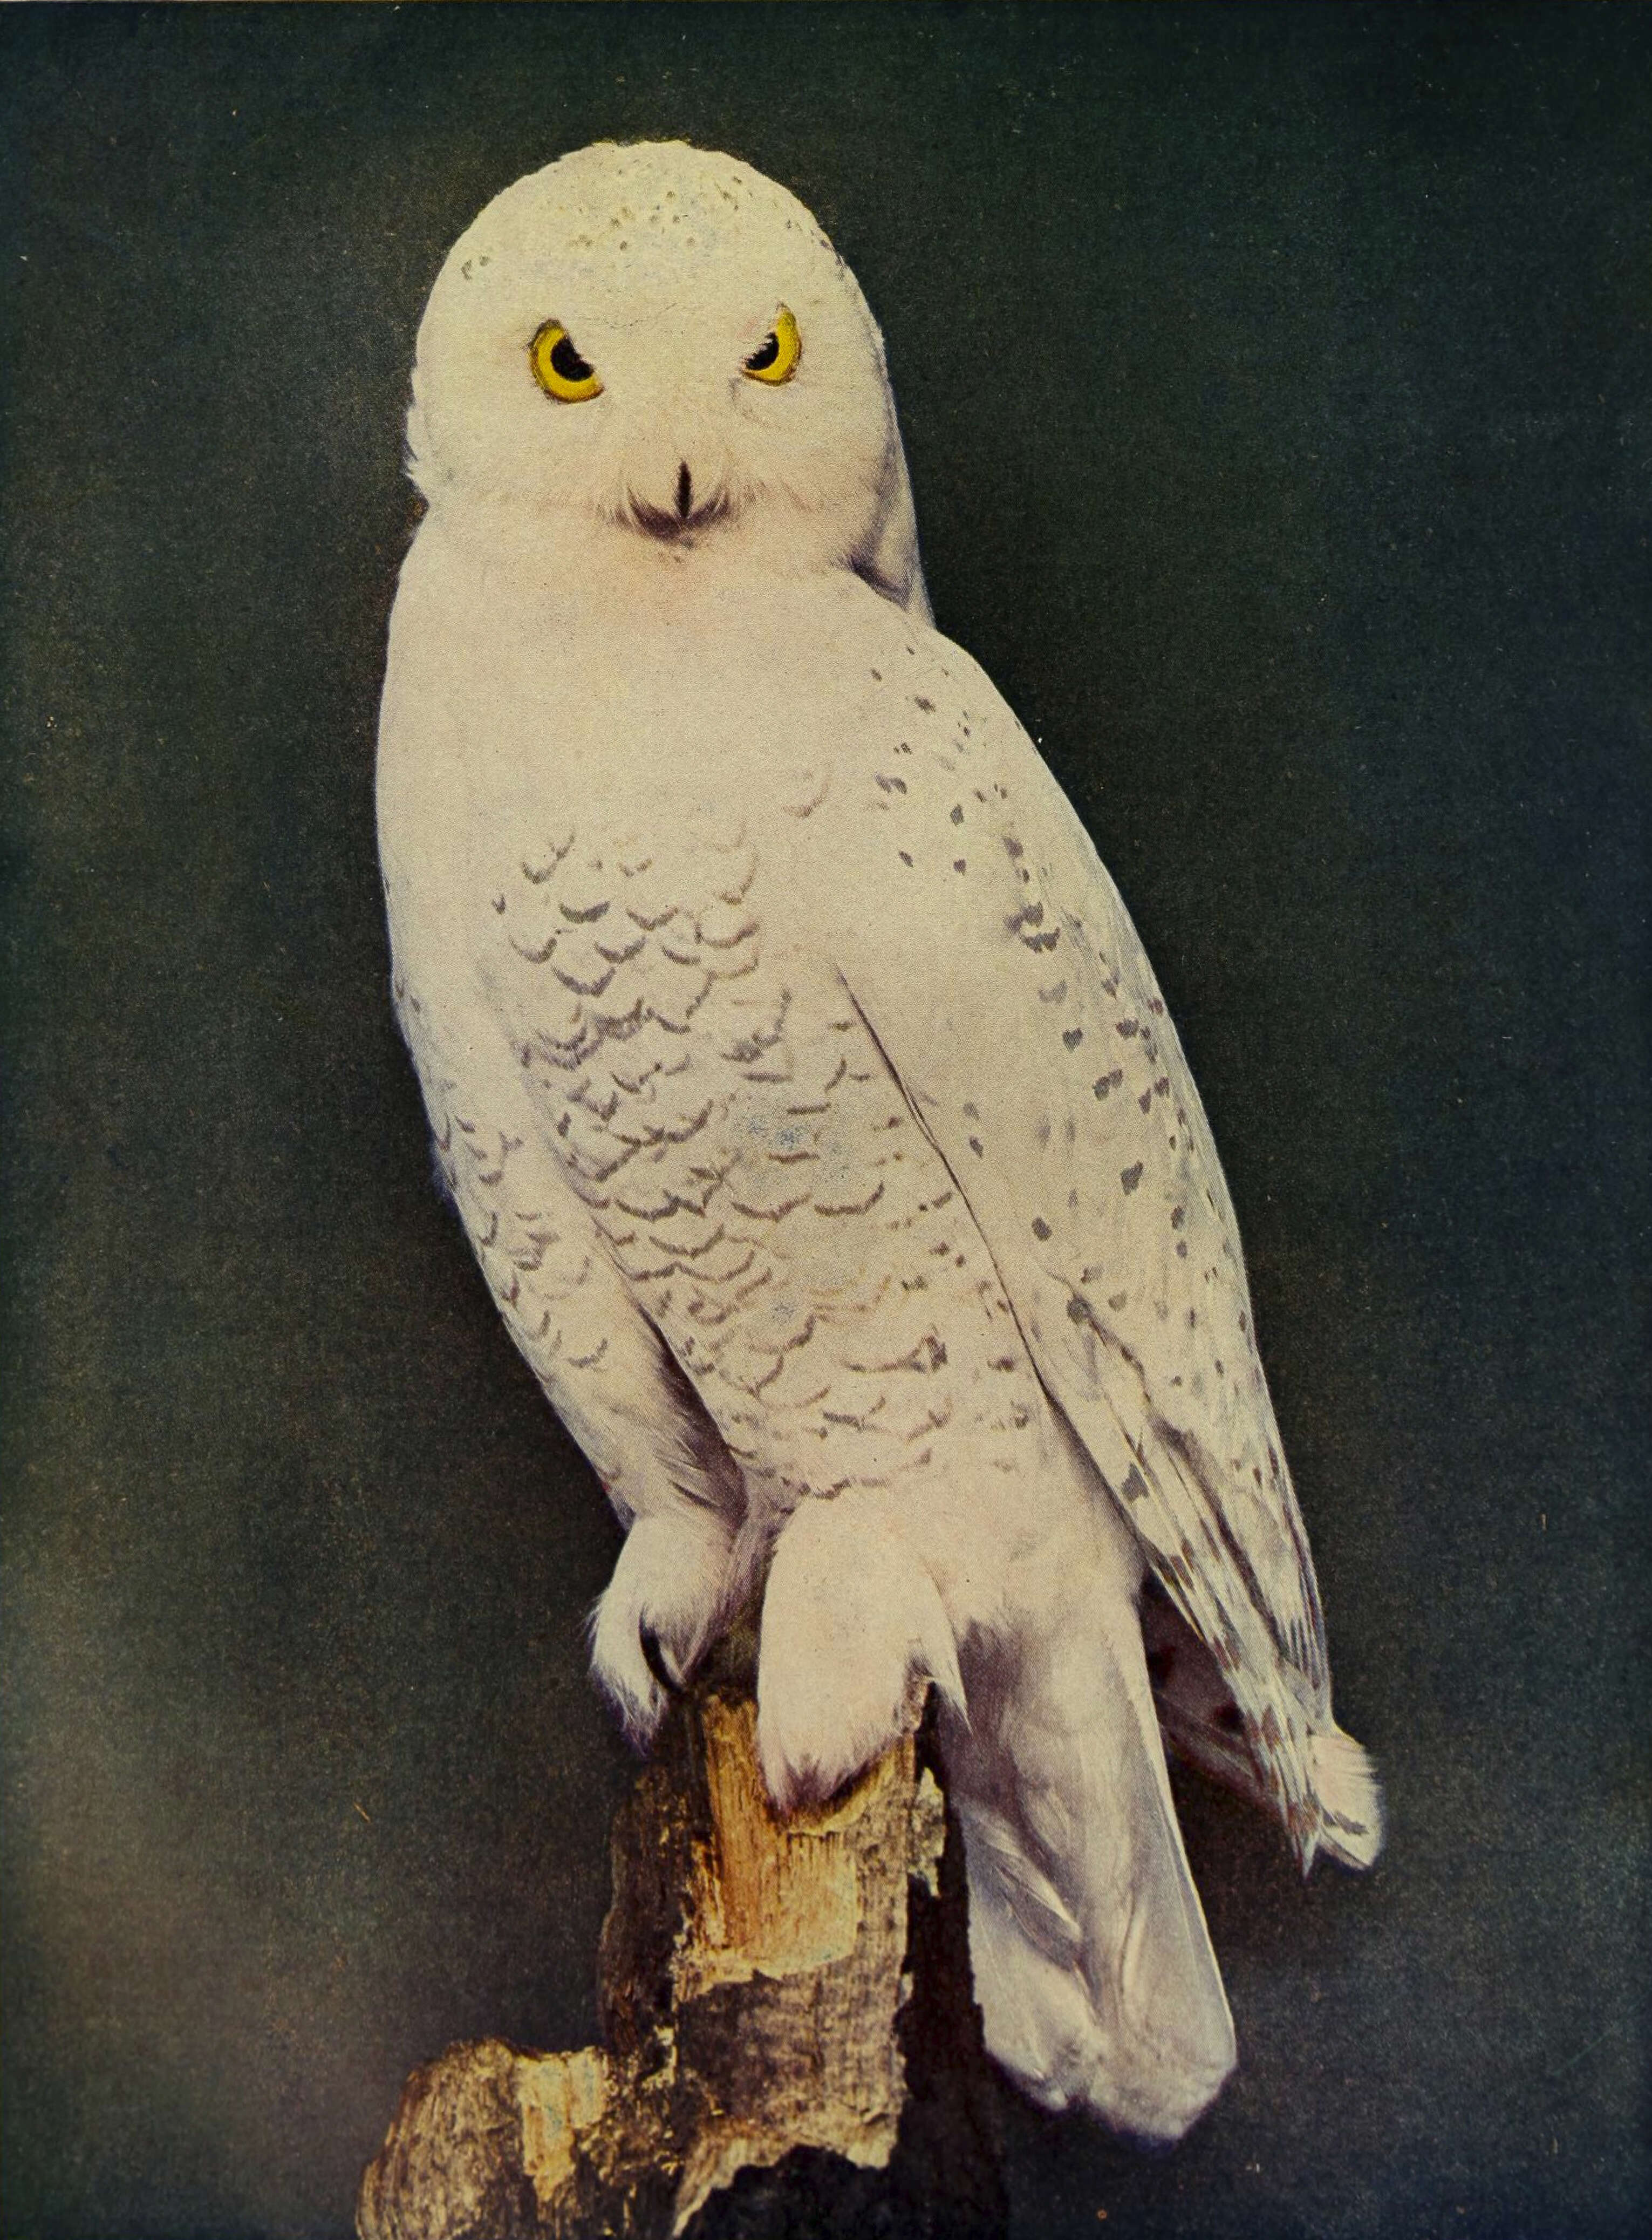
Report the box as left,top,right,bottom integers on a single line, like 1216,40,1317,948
624,457,732,542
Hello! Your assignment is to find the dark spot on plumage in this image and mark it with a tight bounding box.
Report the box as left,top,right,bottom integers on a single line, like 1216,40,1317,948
914,695,936,712
1031,1216,1053,1241
951,804,964,825
954,859,967,874
1121,1162,1144,1194
1063,1027,1083,1050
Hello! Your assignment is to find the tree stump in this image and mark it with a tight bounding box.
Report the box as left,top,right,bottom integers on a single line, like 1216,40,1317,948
357,1673,1004,2238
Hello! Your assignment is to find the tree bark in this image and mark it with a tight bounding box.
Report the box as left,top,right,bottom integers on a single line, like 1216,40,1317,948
357,1672,1004,2239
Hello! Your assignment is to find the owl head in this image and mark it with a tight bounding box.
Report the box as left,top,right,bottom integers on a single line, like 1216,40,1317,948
407,141,929,614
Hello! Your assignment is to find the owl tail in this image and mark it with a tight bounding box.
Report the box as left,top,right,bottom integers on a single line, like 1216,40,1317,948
942,1566,1236,2142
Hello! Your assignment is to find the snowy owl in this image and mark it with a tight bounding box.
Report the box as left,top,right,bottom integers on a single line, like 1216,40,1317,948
378,140,1382,2143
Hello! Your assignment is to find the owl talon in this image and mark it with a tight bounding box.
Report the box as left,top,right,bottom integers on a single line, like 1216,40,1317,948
639,1623,685,1698
589,1507,740,1746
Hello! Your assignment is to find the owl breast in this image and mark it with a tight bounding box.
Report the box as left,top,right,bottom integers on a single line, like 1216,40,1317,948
481,802,1052,1519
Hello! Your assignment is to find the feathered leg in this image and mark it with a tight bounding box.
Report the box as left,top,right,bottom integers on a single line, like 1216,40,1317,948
754,1488,965,1810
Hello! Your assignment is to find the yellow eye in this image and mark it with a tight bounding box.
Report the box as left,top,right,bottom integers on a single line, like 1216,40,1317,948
742,304,800,385
530,320,603,403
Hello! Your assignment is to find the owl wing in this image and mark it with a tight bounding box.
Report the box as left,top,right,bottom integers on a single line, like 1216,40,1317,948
827,652,1347,1861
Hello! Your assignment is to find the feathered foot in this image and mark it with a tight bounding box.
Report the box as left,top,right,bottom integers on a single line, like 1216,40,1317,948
589,1503,743,1747
754,1490,964,1812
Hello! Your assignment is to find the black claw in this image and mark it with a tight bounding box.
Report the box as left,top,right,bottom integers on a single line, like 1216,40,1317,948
639,1624,684,1699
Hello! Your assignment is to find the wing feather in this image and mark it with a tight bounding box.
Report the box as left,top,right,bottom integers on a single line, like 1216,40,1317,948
825,644,1334,1855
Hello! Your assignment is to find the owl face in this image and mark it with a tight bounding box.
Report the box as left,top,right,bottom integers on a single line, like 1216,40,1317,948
408,142,902,583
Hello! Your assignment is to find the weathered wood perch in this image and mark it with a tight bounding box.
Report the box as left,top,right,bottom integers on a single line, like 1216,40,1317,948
357,1672,1004,2238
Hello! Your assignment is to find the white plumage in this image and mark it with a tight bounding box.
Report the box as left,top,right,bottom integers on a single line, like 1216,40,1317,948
378,140,1382,2142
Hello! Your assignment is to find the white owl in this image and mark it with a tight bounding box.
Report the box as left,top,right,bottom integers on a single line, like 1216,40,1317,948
378,140,1382,2144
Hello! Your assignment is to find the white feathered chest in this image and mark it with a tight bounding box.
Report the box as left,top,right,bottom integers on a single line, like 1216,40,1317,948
381,548,1056,1521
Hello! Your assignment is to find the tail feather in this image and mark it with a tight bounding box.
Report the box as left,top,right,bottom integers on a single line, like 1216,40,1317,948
942,1568,1236,2143
957,1796,1084,1968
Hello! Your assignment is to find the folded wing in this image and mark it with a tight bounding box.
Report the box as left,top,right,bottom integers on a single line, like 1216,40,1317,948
829,652,1377,1870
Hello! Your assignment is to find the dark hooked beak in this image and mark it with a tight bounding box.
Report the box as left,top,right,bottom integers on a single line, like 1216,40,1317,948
627,460,731,541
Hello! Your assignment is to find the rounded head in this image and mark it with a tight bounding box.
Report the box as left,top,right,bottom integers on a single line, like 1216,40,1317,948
408,141,925,602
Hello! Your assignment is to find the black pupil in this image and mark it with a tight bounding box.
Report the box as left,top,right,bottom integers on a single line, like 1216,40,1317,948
550,333,592,382
746,331,780,372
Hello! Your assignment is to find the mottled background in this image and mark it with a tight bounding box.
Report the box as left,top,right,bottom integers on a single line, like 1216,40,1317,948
2,5,1646,2236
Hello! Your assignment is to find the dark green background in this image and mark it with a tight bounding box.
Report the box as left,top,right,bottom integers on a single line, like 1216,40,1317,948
3,4,1646,2235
